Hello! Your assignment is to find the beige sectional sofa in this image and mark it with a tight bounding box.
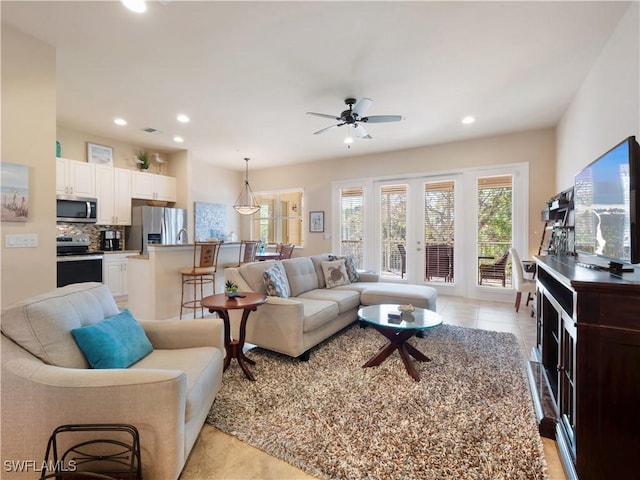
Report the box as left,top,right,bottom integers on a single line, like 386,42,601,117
224,254,438,359
1,282,224,480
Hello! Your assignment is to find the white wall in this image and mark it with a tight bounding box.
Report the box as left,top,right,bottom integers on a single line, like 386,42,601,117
1,25,57,305
187,156,242,240
556,2,640,190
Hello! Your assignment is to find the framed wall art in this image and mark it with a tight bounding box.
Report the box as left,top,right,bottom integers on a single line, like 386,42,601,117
87,142,114,167
1,162,29,222
309,211,324,233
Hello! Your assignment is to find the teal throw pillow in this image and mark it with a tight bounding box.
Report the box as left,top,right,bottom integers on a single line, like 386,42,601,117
263,262,290,298
71,309,153,369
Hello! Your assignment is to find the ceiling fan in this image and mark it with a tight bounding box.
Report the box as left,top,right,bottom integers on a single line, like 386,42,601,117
306,98,403,140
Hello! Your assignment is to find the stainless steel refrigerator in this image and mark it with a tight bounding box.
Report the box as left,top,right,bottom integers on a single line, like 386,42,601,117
127,206,188,254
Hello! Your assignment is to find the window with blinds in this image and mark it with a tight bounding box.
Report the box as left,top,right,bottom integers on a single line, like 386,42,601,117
477,175,513,287
380,184,407,277
253,190,303,246
424,180,455,282
339,187,364,268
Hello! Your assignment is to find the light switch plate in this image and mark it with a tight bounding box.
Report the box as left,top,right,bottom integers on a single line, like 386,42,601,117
6,233,38,248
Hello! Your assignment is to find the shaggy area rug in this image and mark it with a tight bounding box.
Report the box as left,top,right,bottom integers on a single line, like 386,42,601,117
207,324,547,480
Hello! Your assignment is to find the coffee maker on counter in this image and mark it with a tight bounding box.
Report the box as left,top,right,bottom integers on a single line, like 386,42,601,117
100,229,121,251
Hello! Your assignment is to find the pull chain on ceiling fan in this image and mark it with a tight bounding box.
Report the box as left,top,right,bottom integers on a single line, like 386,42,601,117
306,98,403,140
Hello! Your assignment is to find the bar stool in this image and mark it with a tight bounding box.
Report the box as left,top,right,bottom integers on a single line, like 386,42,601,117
180,241,222,319
238,240,260,266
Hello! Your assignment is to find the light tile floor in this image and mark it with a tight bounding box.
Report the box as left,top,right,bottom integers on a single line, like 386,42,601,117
180,295,567,479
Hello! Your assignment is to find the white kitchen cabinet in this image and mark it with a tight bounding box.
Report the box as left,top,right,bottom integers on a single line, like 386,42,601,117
131,171,176,202
56,157,96,197
103,253,129,298
96,166,132,225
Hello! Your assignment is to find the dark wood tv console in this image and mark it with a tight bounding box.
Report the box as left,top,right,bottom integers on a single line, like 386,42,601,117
529,255,640,480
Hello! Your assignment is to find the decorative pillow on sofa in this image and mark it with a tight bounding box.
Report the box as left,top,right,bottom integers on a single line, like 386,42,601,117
71,309,153,369
321,259,350,288
263,261,290,298
329,254,360,283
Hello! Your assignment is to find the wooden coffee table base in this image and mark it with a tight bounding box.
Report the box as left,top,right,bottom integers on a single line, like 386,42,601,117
222,309,258,380
363,325,431,382
201,292,267,381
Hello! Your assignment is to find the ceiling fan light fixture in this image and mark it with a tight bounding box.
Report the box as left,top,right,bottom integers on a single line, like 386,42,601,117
307,97,402,140
233,158,261,215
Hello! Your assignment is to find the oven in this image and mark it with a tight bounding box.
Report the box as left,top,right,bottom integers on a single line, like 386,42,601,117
56,236,103,287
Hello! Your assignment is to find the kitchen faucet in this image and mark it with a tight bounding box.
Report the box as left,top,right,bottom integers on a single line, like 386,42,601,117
177,228,189,244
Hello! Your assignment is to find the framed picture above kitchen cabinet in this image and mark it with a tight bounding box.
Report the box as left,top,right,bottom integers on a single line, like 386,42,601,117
87,142,113,167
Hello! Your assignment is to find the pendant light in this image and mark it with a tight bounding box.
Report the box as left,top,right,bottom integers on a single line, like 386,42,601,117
233,158,261,215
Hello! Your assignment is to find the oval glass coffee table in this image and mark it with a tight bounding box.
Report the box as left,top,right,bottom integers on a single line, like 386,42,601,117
358,304,443,382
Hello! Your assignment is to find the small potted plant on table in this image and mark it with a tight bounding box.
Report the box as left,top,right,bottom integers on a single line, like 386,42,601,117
225,280,242,298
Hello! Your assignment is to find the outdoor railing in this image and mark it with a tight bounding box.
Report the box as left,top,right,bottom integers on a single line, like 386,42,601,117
341,239,512,288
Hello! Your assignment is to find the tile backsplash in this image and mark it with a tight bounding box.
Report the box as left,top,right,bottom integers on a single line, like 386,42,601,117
56,224,126,251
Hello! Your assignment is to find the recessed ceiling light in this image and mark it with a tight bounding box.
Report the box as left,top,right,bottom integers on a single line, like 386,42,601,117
114,118,127,126
173,136,184,143
177,114,190,123
121,0,147,13
462,115,476,125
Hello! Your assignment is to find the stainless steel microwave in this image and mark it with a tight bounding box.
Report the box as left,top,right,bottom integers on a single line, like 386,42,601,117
56,196,97,223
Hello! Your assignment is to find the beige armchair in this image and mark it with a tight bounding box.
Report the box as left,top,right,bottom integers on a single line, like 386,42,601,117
1,282,224,479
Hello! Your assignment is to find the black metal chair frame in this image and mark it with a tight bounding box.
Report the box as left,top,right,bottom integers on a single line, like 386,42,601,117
39,424,141,480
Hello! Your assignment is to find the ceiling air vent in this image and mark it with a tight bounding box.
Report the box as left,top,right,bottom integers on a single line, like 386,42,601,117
142,127,161,134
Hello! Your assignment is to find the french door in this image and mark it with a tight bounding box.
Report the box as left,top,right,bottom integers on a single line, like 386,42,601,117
373,175,464,296
335,164,528,300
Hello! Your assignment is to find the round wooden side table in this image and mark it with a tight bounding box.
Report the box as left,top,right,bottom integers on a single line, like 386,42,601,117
201,292,267,381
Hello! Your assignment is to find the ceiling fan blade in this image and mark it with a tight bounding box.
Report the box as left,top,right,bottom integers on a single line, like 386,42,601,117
352,97,373,118
361,115,404,123
353,124,372,140
307,112,340,120
313,124,343,135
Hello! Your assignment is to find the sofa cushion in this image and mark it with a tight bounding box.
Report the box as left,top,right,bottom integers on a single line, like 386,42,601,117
329,254,360,283
263,262,290,298
130,346,223,423
360,283,438,311
0,282,120,368
282,257,320,297
298,288,361,314
321,259,350,288
237,261,278,294
295,298,340,333
71,309,153,369
309,253,334,288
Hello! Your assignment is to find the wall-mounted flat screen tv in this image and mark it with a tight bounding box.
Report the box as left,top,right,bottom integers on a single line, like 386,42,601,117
573,136,640,264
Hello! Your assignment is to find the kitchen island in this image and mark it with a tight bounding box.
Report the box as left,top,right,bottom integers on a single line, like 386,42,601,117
127,242,244,320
